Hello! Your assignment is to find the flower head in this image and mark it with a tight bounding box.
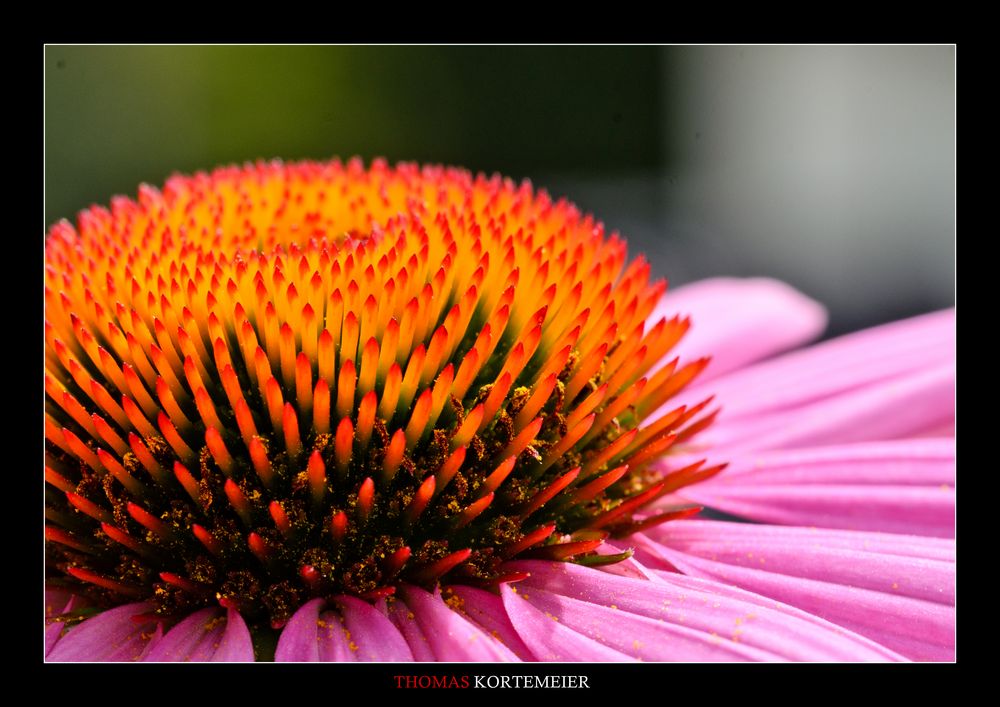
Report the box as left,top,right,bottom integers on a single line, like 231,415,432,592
45,158,718,655
45,158,954,662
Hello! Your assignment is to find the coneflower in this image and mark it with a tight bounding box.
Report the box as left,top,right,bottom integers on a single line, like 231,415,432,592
45,158,717,657
45,158,954,662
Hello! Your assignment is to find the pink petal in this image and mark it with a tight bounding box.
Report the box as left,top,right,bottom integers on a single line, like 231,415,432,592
690,486,954,538
678,439,955,537
310,613,355,662
204,609,253,662
911,421,957,438
698,439,955,485
334,595,414,661
386,593,436,661
507,560,903,661
45,588,78,618
639,519,955,563
652,278,827,383
275,598,360,662
395,585,522,661
633,520,955,661
499,584,635,661
276,597,416,662
447,585,537,661
682,308,954,423
136,624,165,660
143,607,254,662
45,622,66,657
44,589,84,657
47,602,160,662
700,363,954,452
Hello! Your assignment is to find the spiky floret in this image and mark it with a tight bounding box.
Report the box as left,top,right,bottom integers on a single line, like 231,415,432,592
45,158,720,630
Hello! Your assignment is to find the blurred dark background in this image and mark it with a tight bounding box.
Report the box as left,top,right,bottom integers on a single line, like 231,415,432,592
45,45,954,338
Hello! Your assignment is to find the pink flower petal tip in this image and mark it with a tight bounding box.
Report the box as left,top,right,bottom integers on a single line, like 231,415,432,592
653,277,828,383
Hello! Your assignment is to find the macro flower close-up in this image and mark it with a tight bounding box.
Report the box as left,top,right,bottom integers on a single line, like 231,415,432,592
43,158,955,662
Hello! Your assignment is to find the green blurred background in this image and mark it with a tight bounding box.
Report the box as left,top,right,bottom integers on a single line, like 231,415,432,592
45,45,954,336
45,45,664,224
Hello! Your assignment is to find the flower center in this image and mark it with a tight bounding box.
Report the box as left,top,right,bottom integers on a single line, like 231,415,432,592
45,158,720,632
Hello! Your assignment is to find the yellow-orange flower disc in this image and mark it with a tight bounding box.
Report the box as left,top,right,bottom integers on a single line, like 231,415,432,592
45,158,719,629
